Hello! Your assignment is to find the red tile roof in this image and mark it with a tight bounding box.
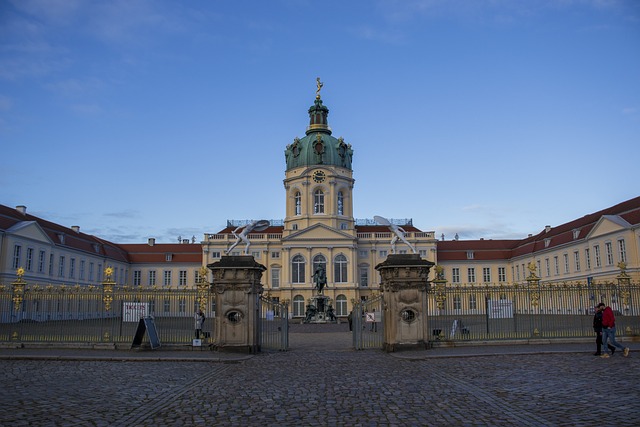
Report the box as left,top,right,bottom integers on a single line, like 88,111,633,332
0,204,129,263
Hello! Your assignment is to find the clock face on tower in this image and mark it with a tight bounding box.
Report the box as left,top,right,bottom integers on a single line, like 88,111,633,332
312,170,326,183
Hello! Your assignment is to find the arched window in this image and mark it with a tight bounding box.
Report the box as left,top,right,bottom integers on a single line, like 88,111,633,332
291,255,306,283
293,295,305,317
336,294,348,316
314,190,324,214
334,254,348,283
294,191,301,215
337,191,344,215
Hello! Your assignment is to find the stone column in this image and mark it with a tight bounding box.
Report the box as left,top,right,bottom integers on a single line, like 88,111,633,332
375,254,434,352
208,256,266,353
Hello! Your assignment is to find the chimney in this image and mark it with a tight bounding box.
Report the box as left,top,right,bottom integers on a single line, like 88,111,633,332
71,226,80,233
148,238,156,246
16,205,27,215
545,225,551,233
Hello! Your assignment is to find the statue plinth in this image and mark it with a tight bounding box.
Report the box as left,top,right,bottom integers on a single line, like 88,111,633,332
208,256,266,353
303,294,337,324
375,254,434,352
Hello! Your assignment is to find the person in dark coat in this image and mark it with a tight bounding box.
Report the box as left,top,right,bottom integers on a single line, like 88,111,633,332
593,303,615,356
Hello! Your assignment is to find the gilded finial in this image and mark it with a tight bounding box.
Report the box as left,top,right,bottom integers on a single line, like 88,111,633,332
316,77,323,99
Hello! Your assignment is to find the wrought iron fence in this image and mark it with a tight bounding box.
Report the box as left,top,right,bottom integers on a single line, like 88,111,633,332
0,284,215,347
427,281,640,342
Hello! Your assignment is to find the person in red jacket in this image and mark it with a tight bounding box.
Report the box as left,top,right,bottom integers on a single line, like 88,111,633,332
599,303,630,358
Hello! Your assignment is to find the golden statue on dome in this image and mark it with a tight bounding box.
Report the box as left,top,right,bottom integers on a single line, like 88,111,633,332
316,77,323,99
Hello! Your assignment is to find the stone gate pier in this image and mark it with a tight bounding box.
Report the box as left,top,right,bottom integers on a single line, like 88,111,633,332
207,256,266,353
375,254,434,352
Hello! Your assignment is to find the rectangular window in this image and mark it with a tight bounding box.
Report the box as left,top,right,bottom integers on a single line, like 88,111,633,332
134,271,142,286
452,268,460,283
498,267,506,282
271,252,280,259
49,254,54,276
453,296,461,310
594,245,601,268
251,251,260,259
271,268,280,288
554,256,559,275
58,256,65,277
605,242,613,265
97,264,103,281
379,250,387,258
358,251,368,258
69,258,76,279
211,251,221,259
89,262,94,281
359,268,368,287
164,299,170,313
466,251,474,260
563,254,569,274
618,239,627,263
467,267,476,283
79,260,85,280
163,271,171,287
469,294,477,310
585,248,591,270
516,265,520,281
165,254,172,262
26,248,34,271
482,267,491,283
179,270,187,286
419,250,427,257
574,251,581,272
148,270,156,286
12,245,21,269
545,258,550,277
38,250,46,273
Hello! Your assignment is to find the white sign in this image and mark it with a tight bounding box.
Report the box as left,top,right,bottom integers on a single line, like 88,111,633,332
192,339,202,347
487,300,513,319
365,312,379,322
123,302,149,322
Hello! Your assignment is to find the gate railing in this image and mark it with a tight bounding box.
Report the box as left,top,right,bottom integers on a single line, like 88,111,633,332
352,294,384,350
259,296,289,351
427,281,640,342
0,283,215,346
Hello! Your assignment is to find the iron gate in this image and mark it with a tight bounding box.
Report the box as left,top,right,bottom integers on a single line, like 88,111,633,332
258,296,289,351
352,295,384,350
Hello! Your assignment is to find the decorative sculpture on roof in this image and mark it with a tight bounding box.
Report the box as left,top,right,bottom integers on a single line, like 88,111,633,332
316,77,323,99
374,215,417,254
226,220,270,255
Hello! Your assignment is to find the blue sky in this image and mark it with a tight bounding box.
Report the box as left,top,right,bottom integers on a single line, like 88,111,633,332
1,0,639,243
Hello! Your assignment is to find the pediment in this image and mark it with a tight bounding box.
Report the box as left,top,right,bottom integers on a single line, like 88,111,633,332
282,223,356,242
586,215,631,239
6,221,54,244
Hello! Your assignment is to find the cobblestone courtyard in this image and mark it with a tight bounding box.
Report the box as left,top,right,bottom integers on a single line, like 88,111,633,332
1,329,638,426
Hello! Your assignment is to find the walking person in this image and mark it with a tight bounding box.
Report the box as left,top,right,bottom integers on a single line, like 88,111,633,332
599,303,630,358
593,303,615,356
194,309,205,339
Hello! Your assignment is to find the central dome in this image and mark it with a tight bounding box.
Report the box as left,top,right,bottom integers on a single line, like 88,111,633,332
284,93,353,171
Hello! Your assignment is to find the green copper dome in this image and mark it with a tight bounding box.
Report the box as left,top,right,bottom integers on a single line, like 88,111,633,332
284,86,353,171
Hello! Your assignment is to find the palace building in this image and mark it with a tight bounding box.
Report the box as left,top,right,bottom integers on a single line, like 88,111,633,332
1,84,639,320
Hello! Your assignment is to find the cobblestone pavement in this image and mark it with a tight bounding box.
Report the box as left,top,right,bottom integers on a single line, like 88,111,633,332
1,325,639,426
